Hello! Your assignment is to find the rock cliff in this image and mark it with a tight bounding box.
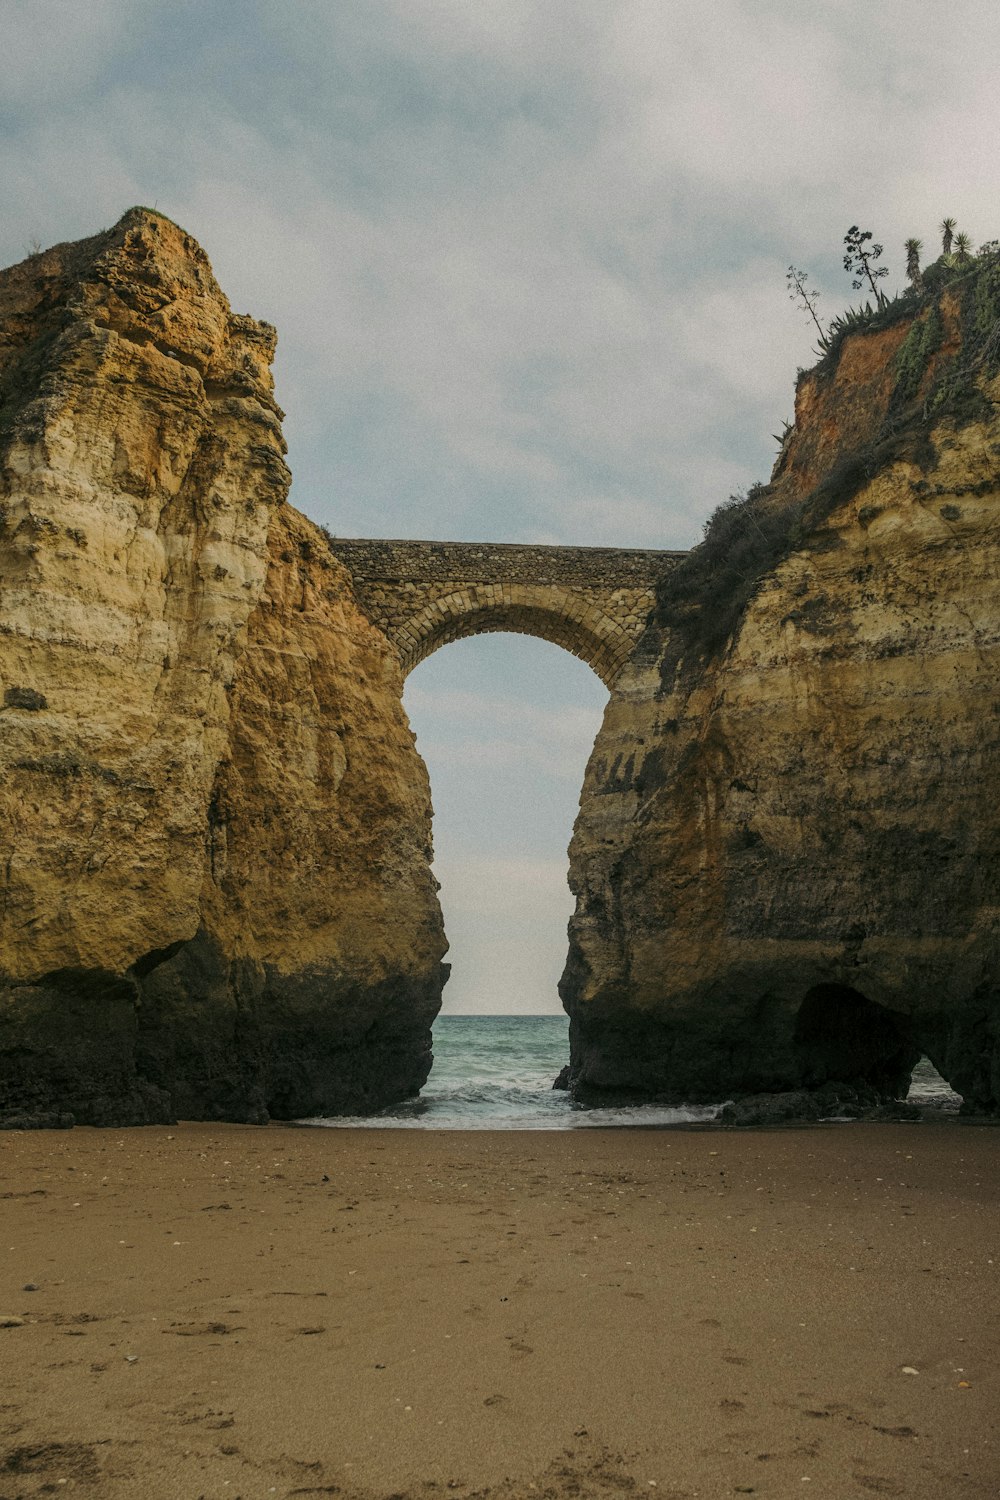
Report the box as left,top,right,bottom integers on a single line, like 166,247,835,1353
4,212,997,1127
562,262,1000,1114
0,210,446,1126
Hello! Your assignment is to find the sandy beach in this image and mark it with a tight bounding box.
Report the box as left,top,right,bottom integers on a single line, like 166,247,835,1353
1,1122,996,1499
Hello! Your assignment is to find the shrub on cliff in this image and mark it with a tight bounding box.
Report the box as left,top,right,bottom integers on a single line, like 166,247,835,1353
808,228,999,379
810,244,1000,413
813,291,917,373
661,242,1000,684
655,444,918,683
892,300,944,403
654,484,800,676
890,246,1000,423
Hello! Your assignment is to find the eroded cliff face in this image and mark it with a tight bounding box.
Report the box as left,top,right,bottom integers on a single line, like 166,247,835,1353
0,211,445,1125
563,276,1000,1114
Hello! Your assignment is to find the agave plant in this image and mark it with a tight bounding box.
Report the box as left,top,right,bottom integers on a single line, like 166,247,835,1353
940,217,957,256
954,232,973,265
905,237,924,290
816,300,879,356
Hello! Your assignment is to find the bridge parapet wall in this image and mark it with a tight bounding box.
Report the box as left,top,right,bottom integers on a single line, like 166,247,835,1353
327,538,682,586
327,538,686,687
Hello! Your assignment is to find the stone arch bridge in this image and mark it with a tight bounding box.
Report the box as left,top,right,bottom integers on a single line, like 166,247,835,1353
328,539,686,688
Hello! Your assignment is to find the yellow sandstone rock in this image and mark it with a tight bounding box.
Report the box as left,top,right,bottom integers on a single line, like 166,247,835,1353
562,276,1000,1114
0,210,446,1125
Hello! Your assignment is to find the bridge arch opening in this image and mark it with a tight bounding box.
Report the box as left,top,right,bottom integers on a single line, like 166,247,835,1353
403,630,607,1021
403,593,633,686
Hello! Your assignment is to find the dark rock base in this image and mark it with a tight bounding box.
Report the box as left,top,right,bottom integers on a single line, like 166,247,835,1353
0,931,447,1128
561,978,1000,1117
717,1087,922,1128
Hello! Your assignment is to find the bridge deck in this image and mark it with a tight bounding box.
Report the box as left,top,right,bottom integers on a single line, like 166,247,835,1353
326,537,687,585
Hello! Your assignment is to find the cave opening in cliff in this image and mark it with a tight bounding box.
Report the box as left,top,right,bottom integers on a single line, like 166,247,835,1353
403,631,607,1022
793,983,921,1097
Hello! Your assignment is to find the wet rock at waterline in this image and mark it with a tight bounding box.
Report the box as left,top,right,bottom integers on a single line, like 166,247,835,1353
561,270,1000,1115
0,211,447,1125
717,1089,922,1129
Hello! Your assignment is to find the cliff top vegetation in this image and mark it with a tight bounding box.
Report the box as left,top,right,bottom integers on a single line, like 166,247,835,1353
792,219,1000,380
653,224,1000,680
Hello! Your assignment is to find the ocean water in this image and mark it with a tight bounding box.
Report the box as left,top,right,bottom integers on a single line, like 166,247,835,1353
906,1054,964,1112
307,1014,724,1130
305,1014,963,1130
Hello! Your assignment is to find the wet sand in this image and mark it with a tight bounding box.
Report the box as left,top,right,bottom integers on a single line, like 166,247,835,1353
1,1122,997,1499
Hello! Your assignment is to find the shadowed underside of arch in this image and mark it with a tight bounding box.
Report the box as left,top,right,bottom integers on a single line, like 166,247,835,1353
402,592,638,685
328,539,685,688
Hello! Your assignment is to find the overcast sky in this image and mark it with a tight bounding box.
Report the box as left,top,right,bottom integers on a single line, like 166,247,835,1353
4,1,998,1012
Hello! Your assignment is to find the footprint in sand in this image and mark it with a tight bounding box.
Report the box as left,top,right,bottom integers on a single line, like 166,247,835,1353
194,1413,236,1430
854,1475,904,1495
0,1442,98,1483
162,1321,241,1337
169,1405,236,1429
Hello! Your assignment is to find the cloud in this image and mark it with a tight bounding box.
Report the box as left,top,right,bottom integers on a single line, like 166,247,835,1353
431,853,575,1013
434,853,571,917
2,0,123,111
405,678,606,789
406,683,602,744
6,2,998,550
